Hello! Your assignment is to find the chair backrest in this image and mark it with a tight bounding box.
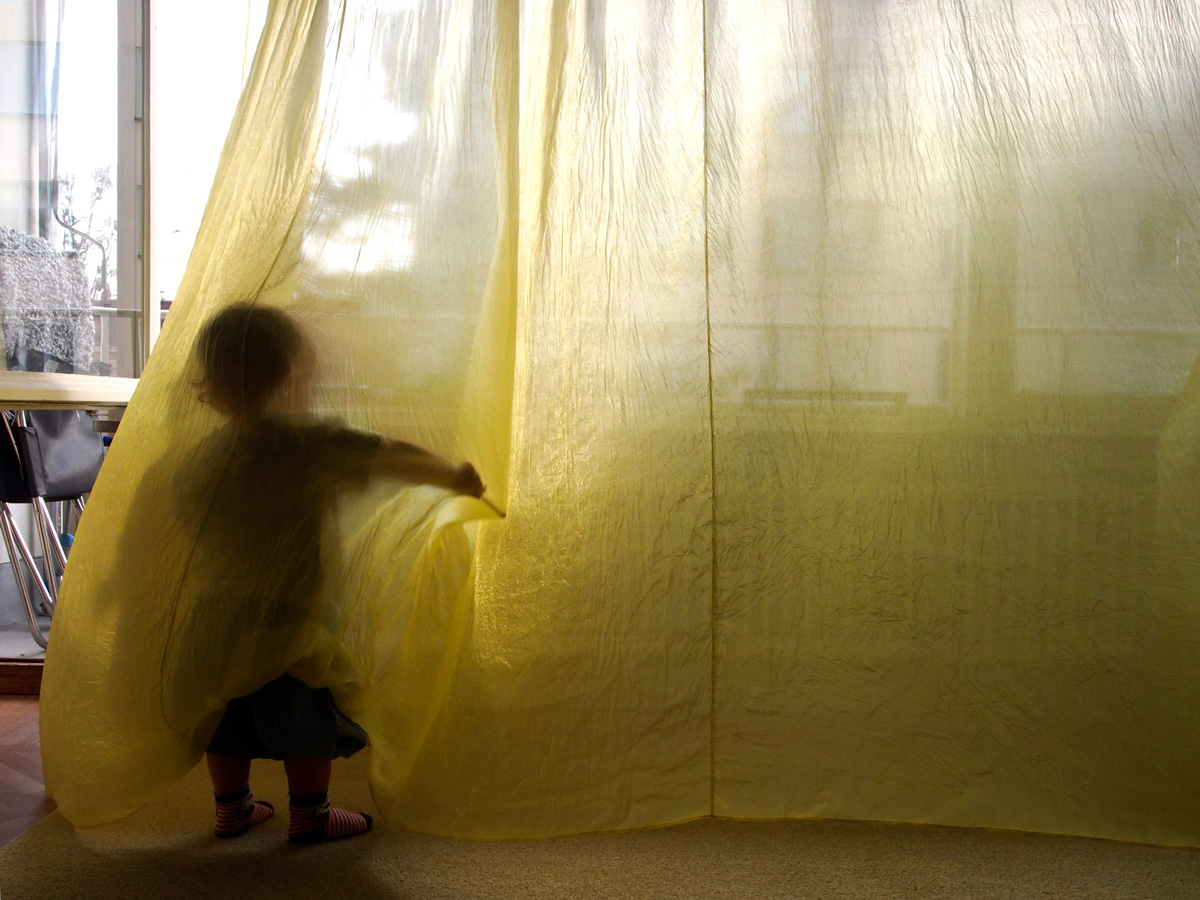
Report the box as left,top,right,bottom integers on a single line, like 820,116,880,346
0,415,38,503
0,410,104,503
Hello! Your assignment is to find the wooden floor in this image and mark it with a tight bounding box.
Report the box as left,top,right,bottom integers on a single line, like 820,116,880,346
0,694,55,849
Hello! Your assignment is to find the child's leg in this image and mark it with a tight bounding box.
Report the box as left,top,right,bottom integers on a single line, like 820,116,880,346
283,753,372,844
207,753,252,794
206,752,275,838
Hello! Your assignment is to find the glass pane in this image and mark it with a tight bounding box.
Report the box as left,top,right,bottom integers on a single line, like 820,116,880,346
149,1,269,328
0,0,137,378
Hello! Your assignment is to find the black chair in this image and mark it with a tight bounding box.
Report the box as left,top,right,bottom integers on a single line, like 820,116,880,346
0,408,104,649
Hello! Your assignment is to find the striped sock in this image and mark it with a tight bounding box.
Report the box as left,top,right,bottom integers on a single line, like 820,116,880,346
287,792,373,844
214,786,274,838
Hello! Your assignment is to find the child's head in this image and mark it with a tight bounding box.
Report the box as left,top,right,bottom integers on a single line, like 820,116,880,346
195,303,314,419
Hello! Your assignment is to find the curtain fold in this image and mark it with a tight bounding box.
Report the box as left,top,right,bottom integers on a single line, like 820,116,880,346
40,0,512,827
383,0,715,837
41,0,1200,847
40,0,335,827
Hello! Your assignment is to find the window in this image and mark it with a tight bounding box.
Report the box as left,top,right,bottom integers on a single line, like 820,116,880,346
149,1,268,322
0,0,145,387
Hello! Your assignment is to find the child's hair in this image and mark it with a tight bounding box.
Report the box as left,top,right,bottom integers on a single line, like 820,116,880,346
195,302,307,418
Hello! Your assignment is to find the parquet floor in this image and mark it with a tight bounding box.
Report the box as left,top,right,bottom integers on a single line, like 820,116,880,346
0,695,55,848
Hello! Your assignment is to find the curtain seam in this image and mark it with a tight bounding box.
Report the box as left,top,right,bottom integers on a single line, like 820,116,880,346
702,0,717,821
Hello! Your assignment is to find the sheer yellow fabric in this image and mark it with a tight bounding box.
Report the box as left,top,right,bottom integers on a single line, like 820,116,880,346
41,0,510,827
705,1,1200,847
41,0,1200,848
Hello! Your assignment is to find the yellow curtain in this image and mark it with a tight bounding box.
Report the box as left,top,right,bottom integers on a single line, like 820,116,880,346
705,0,1200,847
41,0,512,827
41,0,1200,848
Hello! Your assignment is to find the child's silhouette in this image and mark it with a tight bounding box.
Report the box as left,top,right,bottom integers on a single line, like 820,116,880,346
189,302,483,842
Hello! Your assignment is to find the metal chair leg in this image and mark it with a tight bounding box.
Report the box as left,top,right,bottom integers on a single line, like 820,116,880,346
31,500,57,610
0,503,50,649
32,496,67,609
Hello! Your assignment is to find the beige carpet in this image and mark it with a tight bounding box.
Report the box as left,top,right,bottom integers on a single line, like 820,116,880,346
3,757,1199,899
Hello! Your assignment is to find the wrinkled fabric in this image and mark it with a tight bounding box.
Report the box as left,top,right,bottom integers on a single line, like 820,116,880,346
40,0,507,828
42,0,1200,848
704,0,1200,848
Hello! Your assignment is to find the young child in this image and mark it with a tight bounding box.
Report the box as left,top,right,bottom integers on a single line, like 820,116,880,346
190,302,484,843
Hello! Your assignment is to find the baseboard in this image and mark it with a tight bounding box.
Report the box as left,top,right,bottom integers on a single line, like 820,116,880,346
0,660,42,695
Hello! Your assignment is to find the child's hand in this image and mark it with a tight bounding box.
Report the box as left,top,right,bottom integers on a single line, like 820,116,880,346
452,463,486,498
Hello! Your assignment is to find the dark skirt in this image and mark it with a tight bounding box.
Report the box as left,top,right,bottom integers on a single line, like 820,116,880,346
206,674,368,760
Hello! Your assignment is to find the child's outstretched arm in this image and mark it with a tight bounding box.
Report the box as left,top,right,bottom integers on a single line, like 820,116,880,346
372,438,485,497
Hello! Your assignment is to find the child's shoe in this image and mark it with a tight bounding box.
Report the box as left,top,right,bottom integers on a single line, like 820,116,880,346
214,787,275,838
288,792,373,844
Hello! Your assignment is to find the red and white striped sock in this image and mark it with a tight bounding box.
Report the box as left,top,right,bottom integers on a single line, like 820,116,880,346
288,793,373,844
214,786,274,838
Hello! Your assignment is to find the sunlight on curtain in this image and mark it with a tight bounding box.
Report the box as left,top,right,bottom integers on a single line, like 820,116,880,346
384,0,715,836
40,0,1200,847
150,0,270,312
